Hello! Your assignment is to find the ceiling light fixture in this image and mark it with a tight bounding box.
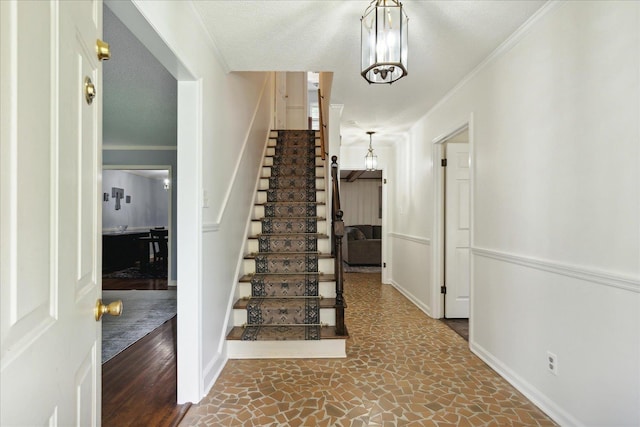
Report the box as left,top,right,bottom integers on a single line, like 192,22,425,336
365,131,378,171
361,0,408,84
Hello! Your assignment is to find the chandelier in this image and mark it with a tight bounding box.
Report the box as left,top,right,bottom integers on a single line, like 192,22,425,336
364,131,378,171
361,0,408,84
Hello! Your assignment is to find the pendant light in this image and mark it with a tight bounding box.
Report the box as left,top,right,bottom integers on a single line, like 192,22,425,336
365,131,378,171
361,0,408,84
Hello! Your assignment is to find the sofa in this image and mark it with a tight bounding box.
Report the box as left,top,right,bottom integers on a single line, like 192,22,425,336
342,225,382,266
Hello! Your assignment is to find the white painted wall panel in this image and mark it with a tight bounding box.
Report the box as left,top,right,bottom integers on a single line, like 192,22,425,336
390,235,432,316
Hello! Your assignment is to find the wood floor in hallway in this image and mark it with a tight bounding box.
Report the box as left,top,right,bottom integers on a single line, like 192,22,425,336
102,316,189,426
180,272,556,426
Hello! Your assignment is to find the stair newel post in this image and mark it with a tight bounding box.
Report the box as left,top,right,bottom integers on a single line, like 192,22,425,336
334,209,346,336
330,156,340,256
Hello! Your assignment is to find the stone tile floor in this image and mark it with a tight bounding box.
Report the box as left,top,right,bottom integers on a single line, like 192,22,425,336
180,273,556,426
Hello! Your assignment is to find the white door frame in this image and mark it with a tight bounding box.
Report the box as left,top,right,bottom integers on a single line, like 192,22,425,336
381,168,390,284
335,168,390,284
431,114,475,325
104,0,202,403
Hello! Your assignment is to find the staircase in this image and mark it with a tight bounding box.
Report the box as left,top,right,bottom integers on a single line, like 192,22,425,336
226,130,347,358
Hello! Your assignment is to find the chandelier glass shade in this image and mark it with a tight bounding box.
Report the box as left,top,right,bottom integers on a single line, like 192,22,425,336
364,131,378,171
361,0,408,84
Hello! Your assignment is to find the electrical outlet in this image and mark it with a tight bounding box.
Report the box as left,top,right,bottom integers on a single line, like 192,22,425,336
547,351,558,375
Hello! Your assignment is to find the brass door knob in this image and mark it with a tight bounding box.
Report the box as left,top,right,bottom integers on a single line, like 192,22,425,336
96,39,111,61
95,299,123,321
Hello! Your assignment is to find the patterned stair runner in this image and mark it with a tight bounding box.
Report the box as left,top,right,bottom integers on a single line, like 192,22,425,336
242,130,324,341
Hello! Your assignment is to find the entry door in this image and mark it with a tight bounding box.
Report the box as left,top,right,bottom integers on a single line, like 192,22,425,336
444,142,470,318
1,1,103,425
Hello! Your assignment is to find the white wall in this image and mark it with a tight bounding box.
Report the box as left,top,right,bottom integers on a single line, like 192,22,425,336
388,2,640,425
130,0,272,403
102,170,168,231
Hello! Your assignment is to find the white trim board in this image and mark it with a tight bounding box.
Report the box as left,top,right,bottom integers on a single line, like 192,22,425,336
472,247,640,294
389,232,431,246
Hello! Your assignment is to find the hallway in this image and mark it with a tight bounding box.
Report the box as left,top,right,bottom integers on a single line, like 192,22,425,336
181,273,555,426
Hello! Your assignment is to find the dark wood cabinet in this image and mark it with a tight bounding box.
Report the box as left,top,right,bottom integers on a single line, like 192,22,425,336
102,231,149,273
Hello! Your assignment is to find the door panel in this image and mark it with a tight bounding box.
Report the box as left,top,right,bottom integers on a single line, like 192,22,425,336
444,142,470,318
1,1,103,425
275,72,286,129
285,72,307,129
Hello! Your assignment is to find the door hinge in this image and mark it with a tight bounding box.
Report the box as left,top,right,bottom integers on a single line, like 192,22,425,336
383,178,387,184
383,262,386,268
441,158,447,167
440,286,447,294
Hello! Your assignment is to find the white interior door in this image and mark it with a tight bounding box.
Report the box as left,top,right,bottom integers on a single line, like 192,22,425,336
275,72,287,129
444,142,470,318
1,1,104,425
285,71,307,129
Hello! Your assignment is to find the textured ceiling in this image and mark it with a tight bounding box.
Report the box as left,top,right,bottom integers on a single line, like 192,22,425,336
103,5,177,147
192,0,546,147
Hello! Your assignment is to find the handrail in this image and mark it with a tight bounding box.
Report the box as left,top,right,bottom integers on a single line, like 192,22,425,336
317,88,326,161
330,155,346,336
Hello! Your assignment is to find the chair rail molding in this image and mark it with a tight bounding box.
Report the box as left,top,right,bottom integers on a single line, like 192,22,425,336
202,223,220,233
472,247,640,293
389,232,431,246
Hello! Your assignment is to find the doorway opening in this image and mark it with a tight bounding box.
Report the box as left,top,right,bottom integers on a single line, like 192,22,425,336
100,1,192,423
339,169,384,273
101,167,172,290
433,123,471,339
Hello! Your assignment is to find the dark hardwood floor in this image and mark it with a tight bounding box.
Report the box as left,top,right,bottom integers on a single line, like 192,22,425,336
102,277,186,426
102,316,190,427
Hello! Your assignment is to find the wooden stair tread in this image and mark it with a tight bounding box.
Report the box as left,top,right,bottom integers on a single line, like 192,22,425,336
233,298,339,310
252,216,326,221
226,325,348,340
244,252,333,259
255,201,326,206
239,274,336,282
248,233,329,239
265,154,323,159
257,189,325,192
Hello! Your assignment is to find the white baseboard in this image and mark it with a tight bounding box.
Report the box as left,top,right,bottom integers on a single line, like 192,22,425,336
202,349,229,398
470,340,582,427
389,279,432,318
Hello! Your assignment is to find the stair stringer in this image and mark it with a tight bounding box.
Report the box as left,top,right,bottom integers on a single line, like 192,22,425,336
216,127,276,365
